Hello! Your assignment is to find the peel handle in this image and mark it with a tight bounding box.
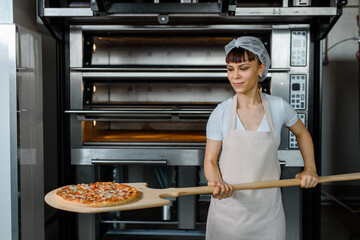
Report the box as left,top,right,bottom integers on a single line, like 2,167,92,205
160,172,360,198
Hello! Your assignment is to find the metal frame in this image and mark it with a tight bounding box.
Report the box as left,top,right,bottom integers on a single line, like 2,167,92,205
38,1,344,44
234,7,337,16
42,6,338,17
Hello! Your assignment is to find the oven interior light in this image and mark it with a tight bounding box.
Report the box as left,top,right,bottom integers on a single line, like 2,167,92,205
93,43,97,53
93,85,97,93
93,121,97,127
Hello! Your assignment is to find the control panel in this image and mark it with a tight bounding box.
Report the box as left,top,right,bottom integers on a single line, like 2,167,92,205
290,74,306,110
291,30,307,66
289,113,306,149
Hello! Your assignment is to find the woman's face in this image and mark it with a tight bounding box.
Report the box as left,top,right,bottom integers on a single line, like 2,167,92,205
226,56,265,95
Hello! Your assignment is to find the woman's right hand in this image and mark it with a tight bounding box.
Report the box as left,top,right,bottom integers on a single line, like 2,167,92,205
208,181,234,200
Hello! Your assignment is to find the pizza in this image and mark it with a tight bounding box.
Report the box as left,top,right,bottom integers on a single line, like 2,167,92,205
55,182,137,207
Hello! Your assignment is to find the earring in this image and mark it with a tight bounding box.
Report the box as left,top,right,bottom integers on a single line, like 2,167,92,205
259,74,263,78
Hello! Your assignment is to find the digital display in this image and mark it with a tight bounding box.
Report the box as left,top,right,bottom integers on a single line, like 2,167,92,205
292,83,300,91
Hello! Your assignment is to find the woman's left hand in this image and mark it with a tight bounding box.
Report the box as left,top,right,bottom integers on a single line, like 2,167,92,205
295,168,319,188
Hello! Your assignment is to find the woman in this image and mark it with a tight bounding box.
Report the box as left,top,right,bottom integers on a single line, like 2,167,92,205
204,36,319,240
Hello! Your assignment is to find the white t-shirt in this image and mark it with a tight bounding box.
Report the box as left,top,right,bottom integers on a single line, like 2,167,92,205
206,94,298,147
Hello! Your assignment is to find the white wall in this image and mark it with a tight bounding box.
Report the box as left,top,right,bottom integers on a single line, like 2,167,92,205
322,1,360,186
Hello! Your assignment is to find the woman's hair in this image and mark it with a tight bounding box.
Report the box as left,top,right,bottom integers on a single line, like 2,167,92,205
226,47,261,65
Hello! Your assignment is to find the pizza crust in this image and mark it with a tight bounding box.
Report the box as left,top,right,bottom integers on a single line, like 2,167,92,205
55,182,137,208
54,192,137,208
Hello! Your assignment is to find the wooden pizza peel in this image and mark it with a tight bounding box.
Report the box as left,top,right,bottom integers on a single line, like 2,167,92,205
45,172,360,213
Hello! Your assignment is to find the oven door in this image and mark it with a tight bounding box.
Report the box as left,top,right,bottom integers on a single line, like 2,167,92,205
68,73,236,166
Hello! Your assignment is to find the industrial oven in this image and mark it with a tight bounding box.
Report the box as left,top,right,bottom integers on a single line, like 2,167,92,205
39,0,343,239
68,25,310,240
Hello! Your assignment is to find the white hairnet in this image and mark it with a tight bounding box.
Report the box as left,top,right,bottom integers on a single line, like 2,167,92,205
224,36,270,82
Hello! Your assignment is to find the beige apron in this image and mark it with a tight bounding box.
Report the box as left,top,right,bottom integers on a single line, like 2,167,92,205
206,93,285,240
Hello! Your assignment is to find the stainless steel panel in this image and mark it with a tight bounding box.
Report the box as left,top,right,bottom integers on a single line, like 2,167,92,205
44,7,93,17
78,214,96,240
272,72,294,150
271,26,291,68
67,110,214,114
80,24,272,32
278,150,304,167
82,71,227,79
70,72,83,108
271,72,290,103
42,7,337,17
282,167,302,240
178,167,196,229
0,24,18,240
271,71,306,152
72,148,205,166
71,67,225,71
74,148,302,166
91,159,168,165
17,26,44,240
70,115,83,148
235,7,337,16
70,27,83,68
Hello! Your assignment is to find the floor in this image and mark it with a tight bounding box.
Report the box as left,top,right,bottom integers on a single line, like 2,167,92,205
321,204,360,240
46,204,360,240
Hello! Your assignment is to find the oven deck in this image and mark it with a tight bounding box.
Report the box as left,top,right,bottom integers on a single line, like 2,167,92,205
83,130,206,143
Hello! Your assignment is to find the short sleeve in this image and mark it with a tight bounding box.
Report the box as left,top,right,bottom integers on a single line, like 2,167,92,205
282,99,298,127
206,105,223,141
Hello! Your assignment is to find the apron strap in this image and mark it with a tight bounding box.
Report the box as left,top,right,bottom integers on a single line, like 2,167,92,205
228,95,237,130
228,92,276,133
260,92,276,133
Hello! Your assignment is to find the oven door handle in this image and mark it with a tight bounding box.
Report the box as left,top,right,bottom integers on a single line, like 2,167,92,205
65,110,213,114
268,68,291,72
91,159,168,165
